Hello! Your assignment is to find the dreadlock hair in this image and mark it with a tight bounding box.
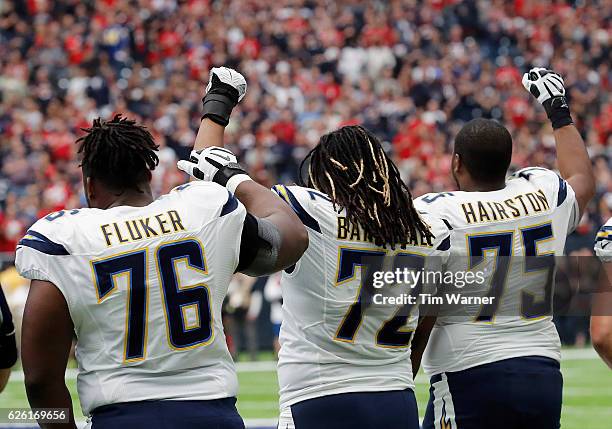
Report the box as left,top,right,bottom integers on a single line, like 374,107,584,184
77,114,159,193
299,125,434,249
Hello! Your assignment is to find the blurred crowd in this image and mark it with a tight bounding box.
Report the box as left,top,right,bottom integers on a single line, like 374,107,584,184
0,0,610,348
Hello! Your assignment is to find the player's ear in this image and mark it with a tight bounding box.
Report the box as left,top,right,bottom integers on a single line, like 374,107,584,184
85,176,95,202
452,153,462,175
451,153,463,190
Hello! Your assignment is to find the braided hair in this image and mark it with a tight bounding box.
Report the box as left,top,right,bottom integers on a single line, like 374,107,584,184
77,114,159,192
299,125,433,248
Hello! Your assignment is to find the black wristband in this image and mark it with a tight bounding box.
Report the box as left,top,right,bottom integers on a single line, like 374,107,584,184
202,93,236,127
201,74,240,127
542,96,573,130
212,162,249,187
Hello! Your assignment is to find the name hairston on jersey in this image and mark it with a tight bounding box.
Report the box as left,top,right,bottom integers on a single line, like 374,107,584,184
460,188,550,225
101,210,185,246
336,215,434,247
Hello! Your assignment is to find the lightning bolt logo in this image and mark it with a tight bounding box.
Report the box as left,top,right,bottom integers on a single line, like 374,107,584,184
440,398,452,429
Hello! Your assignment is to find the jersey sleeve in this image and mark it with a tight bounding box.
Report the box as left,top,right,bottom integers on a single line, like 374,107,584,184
595,219,612,263
271,184,323,233
172,181,248,274
510,167,580,234
15,215,73,285
414,193,457,232
420,212,452,267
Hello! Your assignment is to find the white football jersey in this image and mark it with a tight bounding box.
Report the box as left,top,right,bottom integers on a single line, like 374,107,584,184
15,182,246,415
595,218,612,263
414,167,580,375
272,184,451,409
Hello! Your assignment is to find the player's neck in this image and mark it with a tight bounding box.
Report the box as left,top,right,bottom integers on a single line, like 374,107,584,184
106,189,155,209
461,179,506,192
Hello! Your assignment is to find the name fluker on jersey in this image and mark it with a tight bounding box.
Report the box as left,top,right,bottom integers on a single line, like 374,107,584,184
100,210,186,247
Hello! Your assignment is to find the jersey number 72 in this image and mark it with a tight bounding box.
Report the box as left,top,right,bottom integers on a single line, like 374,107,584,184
334,248,425,348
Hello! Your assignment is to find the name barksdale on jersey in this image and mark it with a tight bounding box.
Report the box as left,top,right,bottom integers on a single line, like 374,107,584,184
337,215,434,247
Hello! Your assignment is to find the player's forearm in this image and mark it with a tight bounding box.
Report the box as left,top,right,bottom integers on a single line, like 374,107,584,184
591,263,612,369
234,180,309,270
194,118,225,153
192,66,244,154
553,125,595,215
410,315,436,376
24,380,77,429
591,316,612,369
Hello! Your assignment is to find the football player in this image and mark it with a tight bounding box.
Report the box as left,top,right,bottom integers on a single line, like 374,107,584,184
591,218,612,368
16,68,307,429
0,284,18,392
414,68,595,429
181,101,452,427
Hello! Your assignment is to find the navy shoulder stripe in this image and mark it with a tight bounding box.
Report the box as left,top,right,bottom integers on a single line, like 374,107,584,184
441,218,453,230
18,230,69,256
436,236,451,251
557,176,568,206
596,226,612,242
273,185,321,233
220,191,239,217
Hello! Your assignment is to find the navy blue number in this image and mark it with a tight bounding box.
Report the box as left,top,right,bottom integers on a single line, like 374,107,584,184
335,249,386,342
468,233,514,322
335,248,424,347
93,240,213,360
422,192,454,204
157,240,212,349
376,252,425,347
93,251,147,361
520,223,555,318
45,209,80,221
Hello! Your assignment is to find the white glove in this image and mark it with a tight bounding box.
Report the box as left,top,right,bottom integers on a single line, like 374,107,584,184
177,147,252,193
521,67,566,105
201,67,247,126
207,67,247,102
522,67,573,129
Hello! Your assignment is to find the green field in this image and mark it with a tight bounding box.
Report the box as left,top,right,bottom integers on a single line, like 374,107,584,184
2,349,611,428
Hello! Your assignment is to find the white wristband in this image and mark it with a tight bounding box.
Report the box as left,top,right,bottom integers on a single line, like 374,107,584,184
226,174,253,194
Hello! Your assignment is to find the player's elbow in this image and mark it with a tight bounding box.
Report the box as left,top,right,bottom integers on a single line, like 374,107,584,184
294,223,309,257
280,222,308,269
24,372,48,398
571,174,596,215
583,173,596,203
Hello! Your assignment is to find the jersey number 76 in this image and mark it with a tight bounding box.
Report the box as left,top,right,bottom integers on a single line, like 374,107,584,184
92,239,212,362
